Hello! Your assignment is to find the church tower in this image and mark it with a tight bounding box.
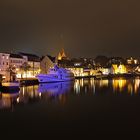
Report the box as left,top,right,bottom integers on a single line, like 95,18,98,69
57,34,68,60
61,48,66,58
58,52,62,60
57,48,67,60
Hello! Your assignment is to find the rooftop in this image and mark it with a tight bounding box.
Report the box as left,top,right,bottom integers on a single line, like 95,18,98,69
10,53,23,59
19,52,40,62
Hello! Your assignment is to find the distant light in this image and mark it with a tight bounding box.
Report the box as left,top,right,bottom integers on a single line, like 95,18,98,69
17,97,20,103
74,63,81,66
39,92,42,98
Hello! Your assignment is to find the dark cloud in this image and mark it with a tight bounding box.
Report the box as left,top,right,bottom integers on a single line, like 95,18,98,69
0,0,140,57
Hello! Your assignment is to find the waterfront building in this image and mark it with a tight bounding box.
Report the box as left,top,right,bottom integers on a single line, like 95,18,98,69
68,68,85,77
58,56,95,77
0,53,10,80
126,57,139,65
40,55,56,74
0,52,41,80
19,52,41,78
10,54,24,68
111,64,127,74
9,53,25,81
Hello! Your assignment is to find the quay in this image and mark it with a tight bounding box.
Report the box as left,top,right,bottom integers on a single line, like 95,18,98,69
94,73,140,80
19,78,39,86
75,73,140,80
0,73,140,91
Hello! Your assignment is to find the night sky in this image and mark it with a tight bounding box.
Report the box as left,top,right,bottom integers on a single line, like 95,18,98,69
0,0,140,58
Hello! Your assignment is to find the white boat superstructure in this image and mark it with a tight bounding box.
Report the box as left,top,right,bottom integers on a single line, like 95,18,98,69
37,65,75,83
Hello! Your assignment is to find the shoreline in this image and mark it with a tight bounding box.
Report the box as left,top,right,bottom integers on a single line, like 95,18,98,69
1,74,140,88
75,73,140,80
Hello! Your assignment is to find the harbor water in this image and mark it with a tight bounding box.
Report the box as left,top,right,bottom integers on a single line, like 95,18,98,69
0,77,140,137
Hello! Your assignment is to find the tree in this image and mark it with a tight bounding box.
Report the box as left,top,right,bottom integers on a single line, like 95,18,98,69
94,56,109,67
20,62,31,79
6,65,16,81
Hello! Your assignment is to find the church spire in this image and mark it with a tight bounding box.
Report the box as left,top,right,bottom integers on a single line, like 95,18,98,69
57,48,67,60
58,52,62,60
61,48,66,58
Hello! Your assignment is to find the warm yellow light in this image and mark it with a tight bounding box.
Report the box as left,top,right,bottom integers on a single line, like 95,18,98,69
17,97,20,103
134,60,138,64
112,64,127,74
113,79,126,92
39,92,42,98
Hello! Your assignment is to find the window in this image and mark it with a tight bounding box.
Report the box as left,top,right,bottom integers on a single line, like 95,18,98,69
3,62,4,65
7,62,8,65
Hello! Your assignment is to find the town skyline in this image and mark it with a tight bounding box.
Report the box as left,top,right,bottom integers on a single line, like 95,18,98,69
0,49,140,59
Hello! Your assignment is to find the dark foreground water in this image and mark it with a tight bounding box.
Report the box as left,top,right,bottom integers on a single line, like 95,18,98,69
0,78,140,138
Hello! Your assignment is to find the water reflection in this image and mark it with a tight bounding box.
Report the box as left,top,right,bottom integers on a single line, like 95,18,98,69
0,78,140,110
0,92,19,110
38,82,73,104
74,78,95,94
19,85,39,104
112,79,127,92
0,82,73,110
112,78,140,95
38,82,72,96
74,78,140,95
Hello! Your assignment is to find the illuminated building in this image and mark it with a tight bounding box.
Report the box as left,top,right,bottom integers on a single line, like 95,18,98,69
0,53,10,80
68,67,93,77
10,54,24,67
127,57,139,65
18,52,41,78
111,64,127,74
9,54,24,80
68,68,84,77
40,55,56,74
0,52,41,80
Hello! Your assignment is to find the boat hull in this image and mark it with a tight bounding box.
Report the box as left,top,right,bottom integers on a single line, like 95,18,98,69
1,82,20,93
1,86,20,93
37,75,74,83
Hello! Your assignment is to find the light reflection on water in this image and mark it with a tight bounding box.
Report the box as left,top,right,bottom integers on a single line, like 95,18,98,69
0,78,140,110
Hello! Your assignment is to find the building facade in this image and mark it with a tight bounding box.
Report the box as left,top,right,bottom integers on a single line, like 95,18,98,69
19,52,41,78
40,55,56,74
0,53,10,80
0,52,41,80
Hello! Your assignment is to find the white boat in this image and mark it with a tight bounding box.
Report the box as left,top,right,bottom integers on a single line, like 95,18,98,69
1,82,20,92
36,65,75,83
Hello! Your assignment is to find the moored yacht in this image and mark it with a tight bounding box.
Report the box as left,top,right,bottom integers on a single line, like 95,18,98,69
36,65,75,83
1,81,20,93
